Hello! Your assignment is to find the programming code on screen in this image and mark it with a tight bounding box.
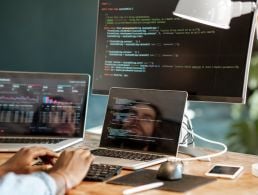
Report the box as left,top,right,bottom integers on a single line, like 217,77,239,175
93,0,255,102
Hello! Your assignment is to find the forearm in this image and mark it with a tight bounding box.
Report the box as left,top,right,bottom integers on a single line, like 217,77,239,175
49,172,67,195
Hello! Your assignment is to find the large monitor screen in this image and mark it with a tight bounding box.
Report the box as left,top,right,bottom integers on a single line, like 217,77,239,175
93,0,256,103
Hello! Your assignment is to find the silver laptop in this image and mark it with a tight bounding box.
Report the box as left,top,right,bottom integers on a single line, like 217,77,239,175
91,87,188,170
0,71,90,152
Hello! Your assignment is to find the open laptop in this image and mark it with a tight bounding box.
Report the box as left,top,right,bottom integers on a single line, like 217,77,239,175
91,87,188,170
0,71,90,152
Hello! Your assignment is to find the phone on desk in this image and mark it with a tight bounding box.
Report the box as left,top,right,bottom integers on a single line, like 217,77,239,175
205,164,244,179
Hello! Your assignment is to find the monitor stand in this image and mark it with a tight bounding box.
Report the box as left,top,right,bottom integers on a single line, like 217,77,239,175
178,113,211,161
178,145,211,161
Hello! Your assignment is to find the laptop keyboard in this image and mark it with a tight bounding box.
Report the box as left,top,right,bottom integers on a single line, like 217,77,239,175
84,164,122,182
91,149,165,162
0,138,66,144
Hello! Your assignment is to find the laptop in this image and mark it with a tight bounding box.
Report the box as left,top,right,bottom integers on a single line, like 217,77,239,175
91,87,188,170
0,71,90,152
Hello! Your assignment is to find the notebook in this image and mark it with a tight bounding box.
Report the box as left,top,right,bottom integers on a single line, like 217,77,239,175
91,87,188,170
0,71,90,152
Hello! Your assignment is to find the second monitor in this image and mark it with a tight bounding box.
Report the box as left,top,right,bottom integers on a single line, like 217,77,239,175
92,0,256,103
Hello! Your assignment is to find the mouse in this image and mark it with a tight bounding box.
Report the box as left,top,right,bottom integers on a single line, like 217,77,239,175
156,161,183,181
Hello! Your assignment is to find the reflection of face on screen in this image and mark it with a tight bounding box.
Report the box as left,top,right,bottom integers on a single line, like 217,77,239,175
31,96,78,136
122,103,157,137
107,99,163,151
48,105,76,136
101,89,187,155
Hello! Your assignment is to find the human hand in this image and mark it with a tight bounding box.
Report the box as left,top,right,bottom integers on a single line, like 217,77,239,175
0,146,59,176
49,149,94,192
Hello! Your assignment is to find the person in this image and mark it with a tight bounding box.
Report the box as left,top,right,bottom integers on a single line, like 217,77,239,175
31,96,78,137
48,104,77,136
122,101,162,137
115,100,184,153
0,146,94,195
109,100,163,151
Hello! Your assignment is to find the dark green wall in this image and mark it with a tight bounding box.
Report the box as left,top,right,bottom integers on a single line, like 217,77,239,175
0,0,97,74
0,0,108,129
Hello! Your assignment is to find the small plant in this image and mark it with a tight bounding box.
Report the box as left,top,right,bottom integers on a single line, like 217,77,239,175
227,41,258,155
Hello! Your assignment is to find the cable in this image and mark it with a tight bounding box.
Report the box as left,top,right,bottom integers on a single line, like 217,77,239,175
179,114,194,146
169,115,228,162
180,121,194,145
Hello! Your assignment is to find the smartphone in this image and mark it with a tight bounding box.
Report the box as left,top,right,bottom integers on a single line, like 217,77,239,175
205,164,244,179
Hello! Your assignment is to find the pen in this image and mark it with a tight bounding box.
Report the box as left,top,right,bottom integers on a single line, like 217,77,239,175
122,182,164,195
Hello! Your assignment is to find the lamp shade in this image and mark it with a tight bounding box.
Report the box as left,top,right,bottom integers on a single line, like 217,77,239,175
173,0,256,29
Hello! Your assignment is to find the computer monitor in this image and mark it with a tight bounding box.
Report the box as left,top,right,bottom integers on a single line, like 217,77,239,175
92,0,256,103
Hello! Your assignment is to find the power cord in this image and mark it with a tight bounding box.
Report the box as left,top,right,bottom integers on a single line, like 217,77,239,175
172,114,228,161
179,114,194,146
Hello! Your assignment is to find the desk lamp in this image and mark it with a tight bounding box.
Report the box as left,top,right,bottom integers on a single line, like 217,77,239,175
173,0,256,29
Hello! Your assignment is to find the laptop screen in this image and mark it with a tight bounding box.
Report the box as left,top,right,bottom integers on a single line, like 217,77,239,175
0,71,89,137
100,88,188,156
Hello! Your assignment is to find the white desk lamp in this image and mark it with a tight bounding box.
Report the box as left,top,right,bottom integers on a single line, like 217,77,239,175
173,0,256,29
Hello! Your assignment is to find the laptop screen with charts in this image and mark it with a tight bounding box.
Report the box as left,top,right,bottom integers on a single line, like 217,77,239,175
91,87,188,170
0,71,90,152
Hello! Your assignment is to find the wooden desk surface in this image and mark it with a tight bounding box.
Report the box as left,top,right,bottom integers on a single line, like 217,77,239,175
0,133,258,195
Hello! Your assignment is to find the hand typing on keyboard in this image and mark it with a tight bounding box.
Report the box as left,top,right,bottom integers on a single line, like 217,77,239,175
49,148,94,190
32,149,122,182
0,146,95,195
0,146,59,174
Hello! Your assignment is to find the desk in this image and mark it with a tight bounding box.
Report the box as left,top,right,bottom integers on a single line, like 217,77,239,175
0,133,258,195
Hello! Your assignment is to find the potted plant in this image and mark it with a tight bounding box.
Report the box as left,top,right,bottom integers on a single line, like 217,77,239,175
227,41,258,155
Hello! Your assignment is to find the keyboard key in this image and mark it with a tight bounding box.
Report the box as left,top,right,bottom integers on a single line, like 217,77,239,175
0,138,66,144
84,164,122,182
91,149,164,162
